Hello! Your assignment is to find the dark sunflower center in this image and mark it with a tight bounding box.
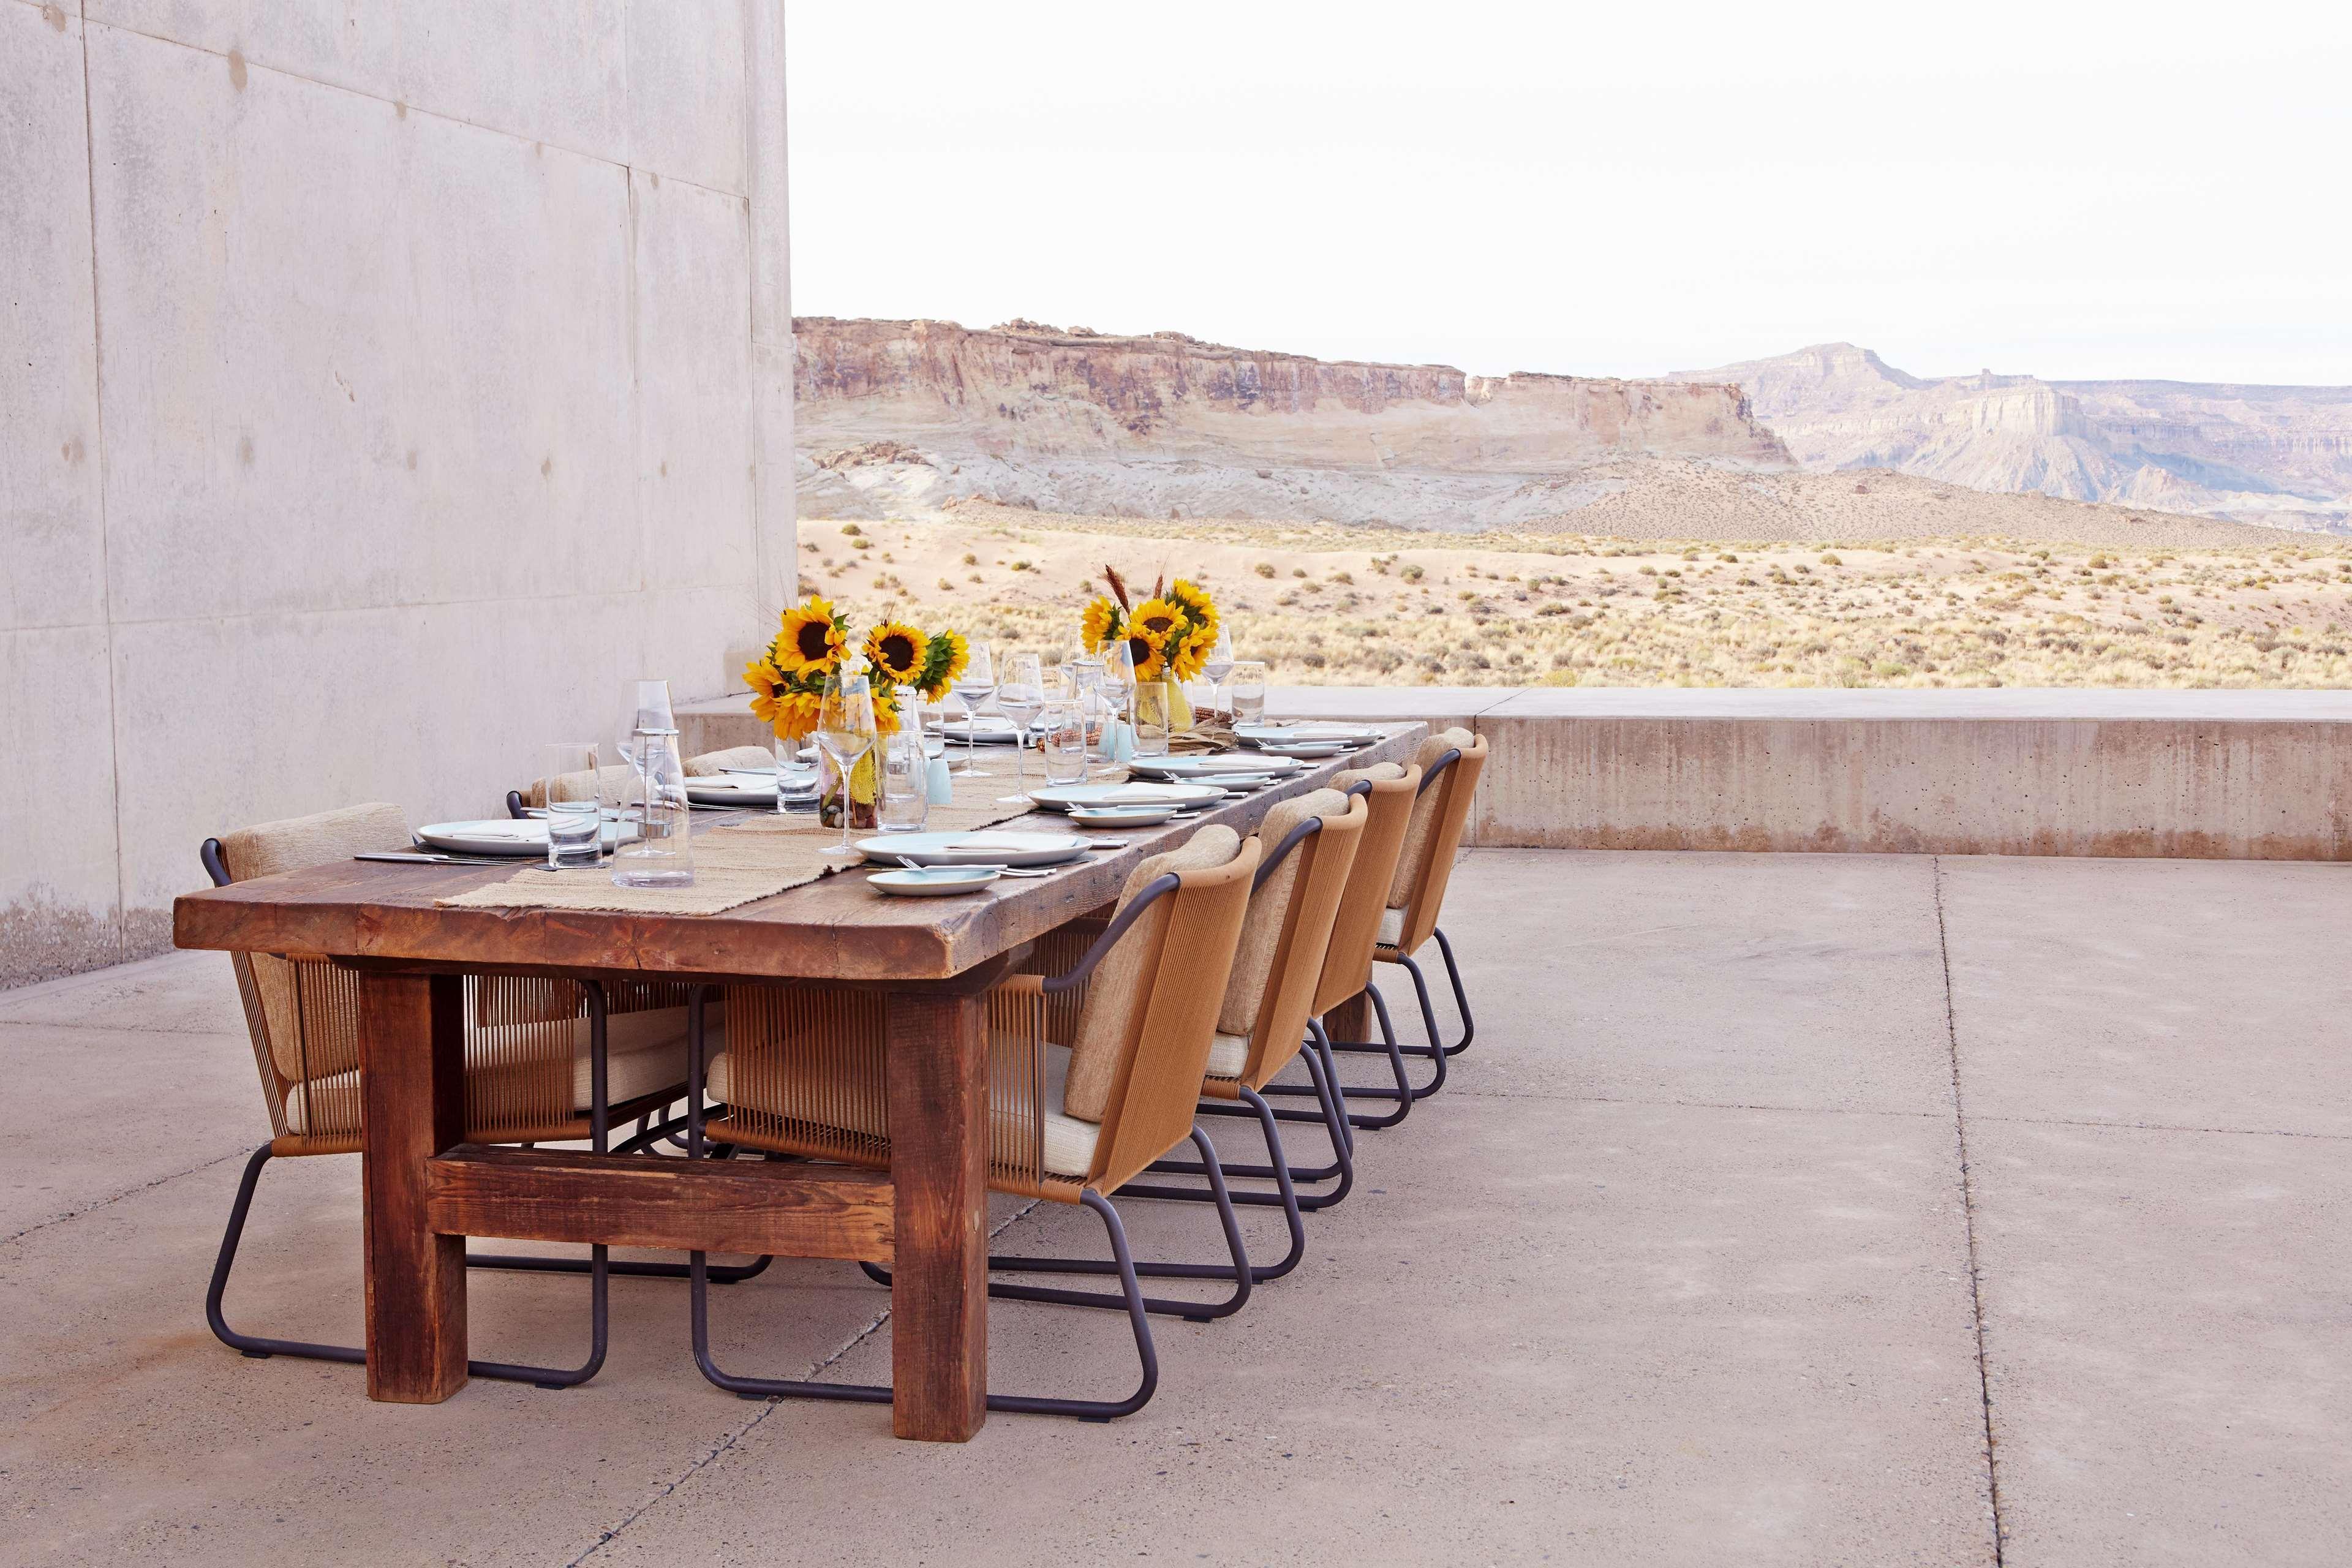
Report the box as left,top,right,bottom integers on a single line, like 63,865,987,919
796,621,832,661
880,633,916,669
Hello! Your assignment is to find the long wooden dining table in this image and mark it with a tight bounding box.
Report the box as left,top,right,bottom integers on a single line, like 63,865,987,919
172,722,1425,1441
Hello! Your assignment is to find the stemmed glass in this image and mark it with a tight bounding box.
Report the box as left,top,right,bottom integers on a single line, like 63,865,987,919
995,652,1044,804
950,641,995,778
1098,640,1135,765
1200,626,1237,720
815,668,877,858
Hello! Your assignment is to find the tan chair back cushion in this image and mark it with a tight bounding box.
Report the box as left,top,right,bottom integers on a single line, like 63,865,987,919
1387,731,1487,956
686,745,778,776
217,804,410,1087
1233,792,1365,1088
1386,729,1476,907
1218,788,1346,1038
1061,825,1242,1121
524,763,639,810
1313,763,1422,1013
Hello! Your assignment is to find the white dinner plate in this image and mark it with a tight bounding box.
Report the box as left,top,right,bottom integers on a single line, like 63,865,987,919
869,867,1003,897
1067,804,1180,827
684,774,790,806
1025,782,1227,813
938,717,1030,745
1235,722,1383,745
1243,739,1359,759
416,819,635,858
856,830,1090,869
1128,754,1308,782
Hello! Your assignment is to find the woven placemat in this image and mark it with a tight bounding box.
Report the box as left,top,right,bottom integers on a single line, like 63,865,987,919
435,761,1054,918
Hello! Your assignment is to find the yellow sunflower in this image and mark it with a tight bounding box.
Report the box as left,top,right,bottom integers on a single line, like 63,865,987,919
1126,625,1170,681
1167,578,1219,637
918,628,971,701
1129,595,1185,647
1080,596,1123,654
863,619,929,686
748,660,823,741
774,597,847,676
1167,622,1217,682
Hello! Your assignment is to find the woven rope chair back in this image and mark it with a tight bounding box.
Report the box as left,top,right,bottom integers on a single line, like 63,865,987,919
1312,763,1422,1015
211,803,590,1153
1387,732,1489,957
1085,834,1261,1193
1224,792,1366,1091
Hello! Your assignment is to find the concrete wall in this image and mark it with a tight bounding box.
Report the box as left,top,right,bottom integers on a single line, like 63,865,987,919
2,1,794,986
679,686,2352,862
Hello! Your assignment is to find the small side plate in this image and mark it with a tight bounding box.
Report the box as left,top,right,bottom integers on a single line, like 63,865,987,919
869,866,1003,897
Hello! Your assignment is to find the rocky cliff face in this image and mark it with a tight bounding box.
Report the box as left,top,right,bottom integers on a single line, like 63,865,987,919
794,317,1787,526
1673,344,2352,530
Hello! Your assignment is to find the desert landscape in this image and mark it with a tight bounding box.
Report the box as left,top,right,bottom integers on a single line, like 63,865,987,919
791,318,2352,688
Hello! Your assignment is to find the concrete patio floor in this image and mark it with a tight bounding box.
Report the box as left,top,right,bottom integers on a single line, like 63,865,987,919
3,850,2347,1566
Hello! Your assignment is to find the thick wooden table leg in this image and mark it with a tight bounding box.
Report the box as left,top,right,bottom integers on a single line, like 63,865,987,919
1324,989,1371,1044
358,970,468,1402
884,988,989,1441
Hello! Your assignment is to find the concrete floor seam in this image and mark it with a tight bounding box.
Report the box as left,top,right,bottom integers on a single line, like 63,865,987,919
0,1142,250,1250
1441,1085,1947,1121
1933,854,2008,1567
1968,1112,2352,1142
574,1199,1047,1560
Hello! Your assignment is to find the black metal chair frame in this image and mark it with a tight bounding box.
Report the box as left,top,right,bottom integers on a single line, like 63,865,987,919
684,873,1253,1420
198,838,763,1392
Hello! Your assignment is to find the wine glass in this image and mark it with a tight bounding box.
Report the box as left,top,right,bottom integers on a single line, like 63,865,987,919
1228,659,1268,725
815,668,877,858
995,652,1044,804
1201,626,1237,719
950,641,995,778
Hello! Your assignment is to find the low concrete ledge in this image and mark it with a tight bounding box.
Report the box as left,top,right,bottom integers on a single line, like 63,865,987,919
676,687,2352,861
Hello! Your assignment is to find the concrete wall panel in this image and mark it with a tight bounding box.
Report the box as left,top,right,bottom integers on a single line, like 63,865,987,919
625,0,748,194
2,2,107,633
86,0,631,168
6,5,792,986
1,626,123,983
631,171,753,592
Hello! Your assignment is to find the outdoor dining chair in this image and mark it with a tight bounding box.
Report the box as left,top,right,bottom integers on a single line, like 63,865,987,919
1256,758,1426,1137
687,824,1262,1420
1107,787,1367,1280
1371,728,1489,1098
198,803,714,1389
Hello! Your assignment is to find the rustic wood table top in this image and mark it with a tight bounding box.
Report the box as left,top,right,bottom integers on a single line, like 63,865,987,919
173,724,1427,982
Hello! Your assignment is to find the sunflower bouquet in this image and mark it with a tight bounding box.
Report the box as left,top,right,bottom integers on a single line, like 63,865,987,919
1080,569,1219,729
744,596,970,744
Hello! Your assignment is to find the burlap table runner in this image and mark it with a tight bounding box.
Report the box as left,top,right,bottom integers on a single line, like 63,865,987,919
436,761,1052,918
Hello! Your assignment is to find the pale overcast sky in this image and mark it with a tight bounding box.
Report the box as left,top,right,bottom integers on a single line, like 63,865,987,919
786,1,2351,386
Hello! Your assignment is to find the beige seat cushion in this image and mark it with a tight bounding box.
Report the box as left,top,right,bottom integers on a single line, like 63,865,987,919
1387,729,1476,910
707,1033,1100,1178
1378,906,1407,949
1216,790,1347,1038
525,763,639,809
1204,1031,1250,1079
1332,760,1406,794
1060,824,1244,1121
284,1003,698,1136
686,745,778,777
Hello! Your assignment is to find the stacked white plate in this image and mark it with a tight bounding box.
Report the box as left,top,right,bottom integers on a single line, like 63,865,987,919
856,831,1091,869
1128,755,1307,785
684,771,814,807
417,820,636,858
938,716,1030,745
1027,782,1226,813
1235,722,1381,758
